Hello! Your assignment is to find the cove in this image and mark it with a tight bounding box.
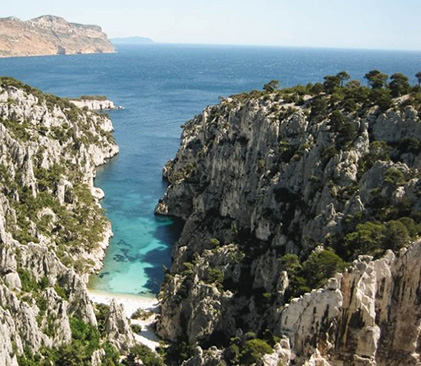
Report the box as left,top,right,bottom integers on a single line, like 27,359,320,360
1,45,420,296
88,146,184,295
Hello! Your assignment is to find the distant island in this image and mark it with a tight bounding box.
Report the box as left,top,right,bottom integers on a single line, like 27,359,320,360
0,15,115,58
111,36,154,45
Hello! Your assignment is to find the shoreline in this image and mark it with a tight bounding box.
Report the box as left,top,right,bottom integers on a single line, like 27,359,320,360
0,50,116,59
88,288,158,305
87,102,161,350
88,288,161,350
87,288,159,318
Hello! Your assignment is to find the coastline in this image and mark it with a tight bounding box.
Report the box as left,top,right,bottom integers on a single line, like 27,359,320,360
88,288,161,350
0,50,116,59
88,288,158,315
87,138,162,350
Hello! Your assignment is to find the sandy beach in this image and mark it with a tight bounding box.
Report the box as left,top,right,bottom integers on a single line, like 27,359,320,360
88,289,161,350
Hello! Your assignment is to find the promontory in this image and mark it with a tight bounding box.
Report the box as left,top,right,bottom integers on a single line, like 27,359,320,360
0,15,115,58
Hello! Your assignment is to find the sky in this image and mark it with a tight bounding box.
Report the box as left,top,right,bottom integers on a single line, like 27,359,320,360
2,0,421,51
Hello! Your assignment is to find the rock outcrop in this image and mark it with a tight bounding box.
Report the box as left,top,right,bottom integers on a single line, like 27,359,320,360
0,15,114,58
273,244,421,366
0,77,134,364
69,98,116,111
156,86,421,365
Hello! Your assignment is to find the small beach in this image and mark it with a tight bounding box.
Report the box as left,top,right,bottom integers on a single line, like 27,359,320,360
88,289,161,350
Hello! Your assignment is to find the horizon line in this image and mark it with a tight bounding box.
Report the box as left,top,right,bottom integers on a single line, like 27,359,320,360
111,40,421,53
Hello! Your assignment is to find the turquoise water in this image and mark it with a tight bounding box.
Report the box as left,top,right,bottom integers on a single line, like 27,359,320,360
1,45,420,295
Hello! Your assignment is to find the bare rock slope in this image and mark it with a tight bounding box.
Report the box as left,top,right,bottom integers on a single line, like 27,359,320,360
0,77,136,365
0,15,114,58
157,83,421,365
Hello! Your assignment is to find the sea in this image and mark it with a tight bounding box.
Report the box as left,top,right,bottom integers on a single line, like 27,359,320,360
1,44,420,296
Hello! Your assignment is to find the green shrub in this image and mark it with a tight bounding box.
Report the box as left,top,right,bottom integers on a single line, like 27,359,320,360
240,339,273,365
359,141,391,175
398,217,421,238
389,73,410,97
384,220,410,251
343,216,416,260
54,284,68,300
17,317,105,365
131,308,154,320
75,95,108,101
206,268,224,288
310,97,328,119
301,249,346,289
101,342,121,366
124,345,165,366
279,254,309,298
384,167,405,186
279,250,346,298
329,110,347,131
343,222,386,259
209,237,221,248
263,80,279,92
161,341,194,365
323,75,341,94
131,324,142,334
225,343,240,365
181,262,195,276
1,118,31,141
18,269,40,292
94,303,110,335
370,89,392,111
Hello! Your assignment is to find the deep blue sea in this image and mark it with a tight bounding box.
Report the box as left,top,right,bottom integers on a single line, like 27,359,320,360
1,44,420,296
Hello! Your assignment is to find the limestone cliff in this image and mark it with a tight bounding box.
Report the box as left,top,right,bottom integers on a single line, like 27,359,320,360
69,97,116,111
156,83,421,365
0,15,114,58
0,77,135,365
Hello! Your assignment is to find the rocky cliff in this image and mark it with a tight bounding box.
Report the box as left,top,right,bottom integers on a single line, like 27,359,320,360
0,77,136,365
69,97,116,111
0,15,114,58
156,78,421,365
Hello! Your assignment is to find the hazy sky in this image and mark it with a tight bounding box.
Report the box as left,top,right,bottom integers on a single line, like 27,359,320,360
2,0,421,50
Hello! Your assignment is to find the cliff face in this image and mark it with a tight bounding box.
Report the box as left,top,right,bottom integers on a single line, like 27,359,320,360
0,15,114,58
0,78,134,365
156,88,421,365
69,98,116,111
276,244,421,366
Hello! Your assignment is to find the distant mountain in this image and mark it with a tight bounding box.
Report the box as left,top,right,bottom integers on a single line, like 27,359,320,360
111,36,154,45
0,15,115,58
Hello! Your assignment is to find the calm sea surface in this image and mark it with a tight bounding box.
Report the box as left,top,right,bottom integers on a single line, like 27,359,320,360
1,44,420,295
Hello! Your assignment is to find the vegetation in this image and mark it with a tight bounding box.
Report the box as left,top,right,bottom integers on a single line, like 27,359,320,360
225,69,421,296
263,80,280,93
240,339,273,365
0,77,123,363
17,317,103,366
341,217,420,259
123,344,165,366
223,333,275,365
6,69,421,365
70,95,108,101
131,308,154,320
164,69,421,361
159,341,195,366
18,269,41,292
168,65,421,356
279,249,346,299
206,268,224,288
0,118,32,141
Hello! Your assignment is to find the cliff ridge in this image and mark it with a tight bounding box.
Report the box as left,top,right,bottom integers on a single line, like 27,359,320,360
156,73,421,365
0,15,114,58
